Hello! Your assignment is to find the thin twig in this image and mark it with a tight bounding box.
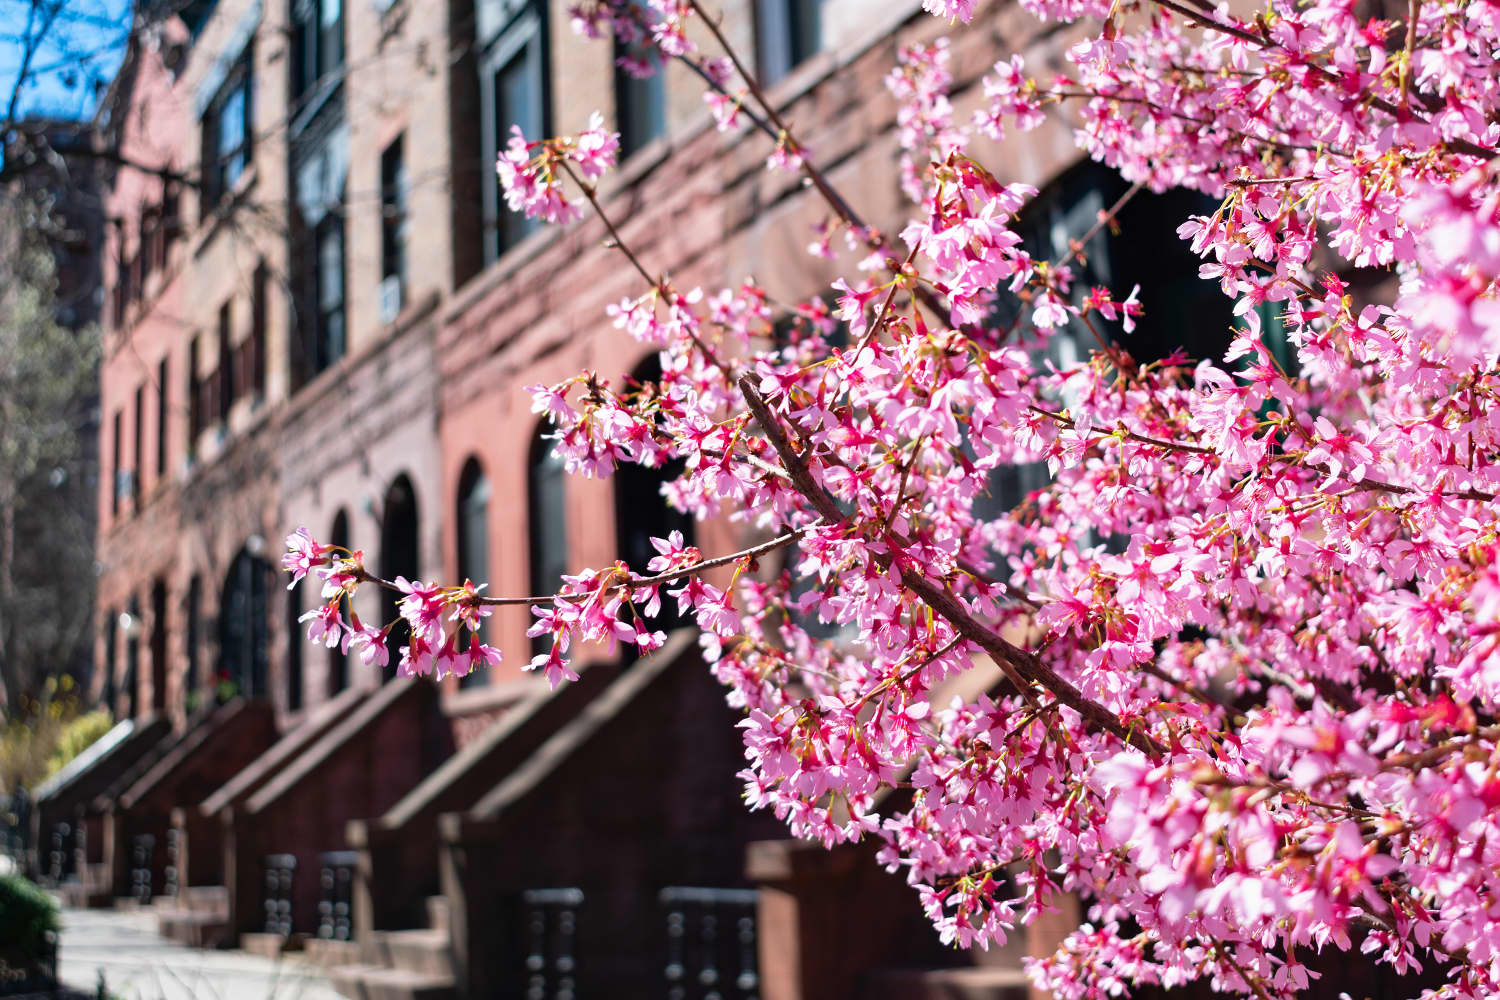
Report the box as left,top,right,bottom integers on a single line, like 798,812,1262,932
346,525,813,607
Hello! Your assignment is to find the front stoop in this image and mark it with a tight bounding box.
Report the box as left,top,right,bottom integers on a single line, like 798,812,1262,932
327,966,457,1000
303,938,361,967
241,932,304,957
326,896,457,1000
156,885,232,948
156,909,232,949
423,896,448,934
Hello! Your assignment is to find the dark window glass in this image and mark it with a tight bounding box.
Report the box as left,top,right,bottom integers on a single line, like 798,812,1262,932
125,597,140,719
286,581,304,711
979,162,1234,521
612,359,695,645
756,0,822,85
132,386,143,506
252,260,267,395
203,56,253,207
457,460,490,689
528,433,568,657
180,0,219,38
614,2,665,157
291,0,344,103
150,580,168,713
187,336,201,455
379,478,419,684
102,612,117,714
141,208,159,283
186,575,201,709
328,509,350,695
480,3,549,264
162,186,182,249
110,409,122,517
315,214,346,371
220,548,271,699
319,0,344,80
156,356,169,479
381,136,408,300
218,300,234,421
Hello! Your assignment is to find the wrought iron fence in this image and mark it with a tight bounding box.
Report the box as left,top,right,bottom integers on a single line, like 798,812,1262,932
163,827,181,899
317,850,357,941
659,887,761,1000
47,822,73,884
130,833,155,904
262,853,297,935
521,887,583,1000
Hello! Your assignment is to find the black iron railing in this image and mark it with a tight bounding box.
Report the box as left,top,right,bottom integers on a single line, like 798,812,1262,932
660,887,761,1000
317,850,358,941
263,853,297,936
163,827,181,899
521,887,583,1000
47,822,72,884
130,833,155,904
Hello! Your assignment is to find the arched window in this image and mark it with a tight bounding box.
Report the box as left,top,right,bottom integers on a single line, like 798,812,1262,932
528,428,568,656
612,358,694,641
379,476,419,682
327,509,350,695
185,575,202,713
220,547,272,699
456,459,490,689
286,579,304,711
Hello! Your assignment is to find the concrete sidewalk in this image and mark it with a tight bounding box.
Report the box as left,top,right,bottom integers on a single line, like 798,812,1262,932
56,907,346,1000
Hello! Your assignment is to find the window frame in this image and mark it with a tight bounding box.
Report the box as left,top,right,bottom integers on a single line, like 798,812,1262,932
478,1,551,266
313,209,347,373
291,0,345,106
613,2,666,158
217,299,234,423
202,51,254,209
456,460,491,689
156,355,169,480
380,134,409,300
755,0,822,86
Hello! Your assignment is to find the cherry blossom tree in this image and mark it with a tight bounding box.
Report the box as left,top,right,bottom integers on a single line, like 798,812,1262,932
287,0,1500,995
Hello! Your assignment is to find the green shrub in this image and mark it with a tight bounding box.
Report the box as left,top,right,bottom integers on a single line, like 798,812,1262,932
43,710,113,782
0,679,111,795
0,873,58,968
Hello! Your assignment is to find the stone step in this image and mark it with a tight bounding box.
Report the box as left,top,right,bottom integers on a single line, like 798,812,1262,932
328,965,457,1000
56,881,114,909
424,895,449,934
157,910,232,949
366,929,453,979
304,937,361,968
241,931,304,958
178,884,229,915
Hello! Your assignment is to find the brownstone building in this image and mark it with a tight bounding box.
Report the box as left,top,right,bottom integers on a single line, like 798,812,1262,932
34,0,1231,996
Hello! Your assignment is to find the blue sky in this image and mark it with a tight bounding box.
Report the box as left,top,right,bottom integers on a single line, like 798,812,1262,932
0,0,133,122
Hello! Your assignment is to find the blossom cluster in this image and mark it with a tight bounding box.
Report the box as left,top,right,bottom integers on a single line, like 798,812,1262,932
290,0,1500,997
495,112,619,225
283,528,501,682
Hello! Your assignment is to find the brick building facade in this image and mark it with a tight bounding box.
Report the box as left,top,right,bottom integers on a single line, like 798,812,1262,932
57,0,1200,996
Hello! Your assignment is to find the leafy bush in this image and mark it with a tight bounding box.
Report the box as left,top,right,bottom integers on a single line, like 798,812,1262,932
0,874,58,968
0,678,110,795
43,710,113,781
